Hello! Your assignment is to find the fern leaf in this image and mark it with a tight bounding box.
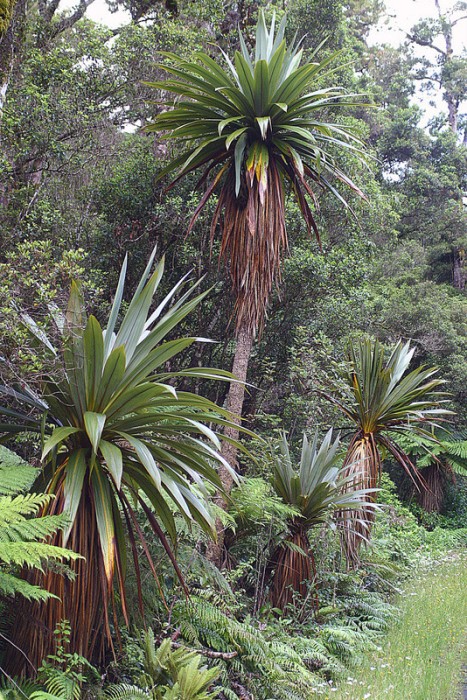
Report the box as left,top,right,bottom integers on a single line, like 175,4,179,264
0,541,81,569
0,447,37,496
0,452,80,602
104,685,150,700
0,571,57,601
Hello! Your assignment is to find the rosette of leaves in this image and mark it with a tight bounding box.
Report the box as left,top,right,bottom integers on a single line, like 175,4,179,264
145,11,368,334
105,632,220,700
321,338,450,565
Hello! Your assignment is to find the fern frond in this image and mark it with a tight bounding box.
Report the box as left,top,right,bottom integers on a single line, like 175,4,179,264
104,685,150,700
0,497,69,542
0,571,57,601
0,447,37,496
0,541,81,570
0,450,80,602
0,493,52,524
42,670,80,700
173,598,323,699
0,678,43,699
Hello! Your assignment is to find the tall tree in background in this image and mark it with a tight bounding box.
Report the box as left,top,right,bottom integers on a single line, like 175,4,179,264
146,13,368,540
406,0,467,136
403,0,467,291
405,1,467,289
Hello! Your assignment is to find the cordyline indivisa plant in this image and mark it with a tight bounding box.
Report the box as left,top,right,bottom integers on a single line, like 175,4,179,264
146,12,370,512
270,429,378,613
146,12,368,335
0,250,244,672
321,338,451,567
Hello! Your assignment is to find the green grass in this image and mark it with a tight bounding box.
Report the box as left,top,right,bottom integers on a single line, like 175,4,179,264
328,552,467,700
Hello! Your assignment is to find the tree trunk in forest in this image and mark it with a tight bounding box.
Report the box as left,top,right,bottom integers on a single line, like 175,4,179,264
407,1,465,137
416,463,446,513
219,322,254,492
0,0,24,109
453,248,466,289
207,321,254,567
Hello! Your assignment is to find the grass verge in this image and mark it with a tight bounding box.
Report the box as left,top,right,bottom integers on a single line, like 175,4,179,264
328,552,467,700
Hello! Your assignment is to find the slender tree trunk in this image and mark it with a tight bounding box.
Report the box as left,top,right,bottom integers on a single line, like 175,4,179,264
207,321,254,567
447,96,458,134
453,248,466,289
219,322,254,492
416,463,445,513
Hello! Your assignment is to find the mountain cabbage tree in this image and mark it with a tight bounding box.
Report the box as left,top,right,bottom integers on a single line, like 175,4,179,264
0,250,244,670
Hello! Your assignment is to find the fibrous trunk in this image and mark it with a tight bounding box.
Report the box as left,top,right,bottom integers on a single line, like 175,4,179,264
5,480,115,676
270,529,318,615
207,162,286,565
213,158,287,336
206,156,290,568
416,463,446,513
339,434,379,569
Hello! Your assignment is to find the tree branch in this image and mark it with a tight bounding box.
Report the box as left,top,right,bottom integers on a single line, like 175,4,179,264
451,14,467,27
171,641,238,659
49,0,96,40
412,74,443,87
44,0,62,22
406,33,445,56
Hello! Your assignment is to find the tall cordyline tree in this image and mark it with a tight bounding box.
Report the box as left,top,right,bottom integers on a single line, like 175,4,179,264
0,250,243,673
321,338,451,567
145,12,369,528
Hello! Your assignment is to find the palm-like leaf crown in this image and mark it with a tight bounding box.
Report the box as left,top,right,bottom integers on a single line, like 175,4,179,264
0,250,244,663
271,430,378,530
146,12,368,333
323,339,451,483
270,430,378,612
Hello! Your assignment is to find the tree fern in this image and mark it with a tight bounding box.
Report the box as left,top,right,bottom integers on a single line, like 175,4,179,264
393,431,467,475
